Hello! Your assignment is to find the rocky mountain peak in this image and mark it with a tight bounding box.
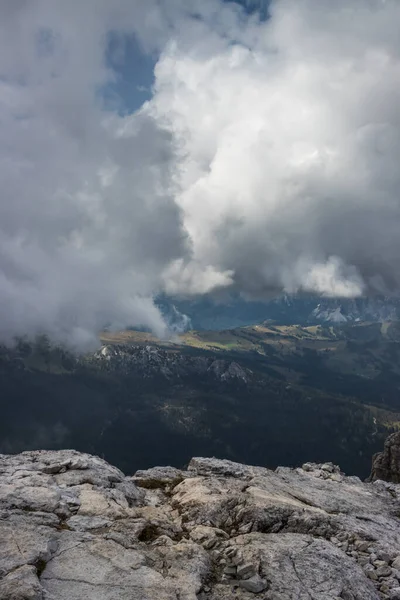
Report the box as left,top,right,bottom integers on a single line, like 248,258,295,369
1,447,400,599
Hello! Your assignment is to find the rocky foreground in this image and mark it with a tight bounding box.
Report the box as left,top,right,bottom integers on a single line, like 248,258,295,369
1,449,400,600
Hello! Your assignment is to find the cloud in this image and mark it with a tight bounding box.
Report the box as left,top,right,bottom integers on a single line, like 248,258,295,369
151,0,400,299
1,0,400,345
0,0,190,346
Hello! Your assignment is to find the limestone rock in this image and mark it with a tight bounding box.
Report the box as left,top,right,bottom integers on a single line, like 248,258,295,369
238,573,267,593
132,466,186,489
0,565,42,600
2,449,400,599
369,432,400,483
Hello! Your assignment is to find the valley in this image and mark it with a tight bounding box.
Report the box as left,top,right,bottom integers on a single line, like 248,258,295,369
1,321,400,479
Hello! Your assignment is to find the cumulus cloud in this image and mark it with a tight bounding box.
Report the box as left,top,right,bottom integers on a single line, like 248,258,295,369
1,0,400,345
151,0,400,300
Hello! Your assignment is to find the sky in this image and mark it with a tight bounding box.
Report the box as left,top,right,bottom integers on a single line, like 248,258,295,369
1,0,400,346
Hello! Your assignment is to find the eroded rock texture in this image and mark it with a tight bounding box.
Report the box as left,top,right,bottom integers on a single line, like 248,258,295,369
370,432,400,484
1,450,400,599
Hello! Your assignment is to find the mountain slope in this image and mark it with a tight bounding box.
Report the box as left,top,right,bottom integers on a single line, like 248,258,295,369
2,322,400,478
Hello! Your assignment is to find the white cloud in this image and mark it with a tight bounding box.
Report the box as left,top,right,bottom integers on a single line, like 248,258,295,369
1,0,400,345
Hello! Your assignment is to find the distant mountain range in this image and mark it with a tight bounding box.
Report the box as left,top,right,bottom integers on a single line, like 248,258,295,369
157,294,400,332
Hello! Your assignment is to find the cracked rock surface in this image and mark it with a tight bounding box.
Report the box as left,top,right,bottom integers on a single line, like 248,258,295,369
1,451,400,599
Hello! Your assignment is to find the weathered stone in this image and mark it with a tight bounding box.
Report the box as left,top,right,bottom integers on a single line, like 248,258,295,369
369,432,400,483
238,574,267,593
377,566,393,578
321,463,335,473
223,566,237,576
0,448,398,599
379,552,392,564
237,562,256,579
341,592,355,600
132,466,185,489
302,463,314,472
392,558,400,571
355,541,371,552
0,565,42,600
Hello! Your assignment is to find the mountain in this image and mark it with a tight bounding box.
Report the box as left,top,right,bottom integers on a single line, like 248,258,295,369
158,294,400,331
2,321,400,479
1,444,400,599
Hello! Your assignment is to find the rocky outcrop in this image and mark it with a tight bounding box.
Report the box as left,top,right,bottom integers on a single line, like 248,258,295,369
90,344,251,383
1,451,400,599
369,432,400,484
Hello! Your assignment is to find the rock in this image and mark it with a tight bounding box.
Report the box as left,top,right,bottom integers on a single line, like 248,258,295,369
341,592,355,600
223,566,237,576
369,432,400,483
1,448,399,599
378,552,392,564
355,541,371,552
376,566,392,578
238,574,267,593
321,463,335,473
302,462,314,472
132,466,185,489
390,589,400,600
237,562,256,579
0,565,42,600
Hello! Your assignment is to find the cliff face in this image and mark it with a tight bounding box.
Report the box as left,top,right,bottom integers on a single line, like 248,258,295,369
1,450,400,600
370,432,400,484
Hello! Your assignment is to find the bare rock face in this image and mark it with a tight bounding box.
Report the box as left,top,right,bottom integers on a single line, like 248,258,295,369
2,451,400,599
369,432,400,483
